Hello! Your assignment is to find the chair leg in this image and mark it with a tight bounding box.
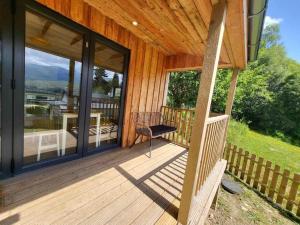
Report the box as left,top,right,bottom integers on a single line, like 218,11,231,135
129,134,140,148
149,138,152,158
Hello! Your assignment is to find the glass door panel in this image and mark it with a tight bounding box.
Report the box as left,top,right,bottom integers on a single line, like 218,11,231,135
24,11,83,165
88,41,125,150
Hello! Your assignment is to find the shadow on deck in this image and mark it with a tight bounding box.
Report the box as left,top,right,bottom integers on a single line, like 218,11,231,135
0,139,187,225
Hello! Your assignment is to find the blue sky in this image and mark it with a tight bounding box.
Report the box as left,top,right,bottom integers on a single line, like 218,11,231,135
265,0,300,62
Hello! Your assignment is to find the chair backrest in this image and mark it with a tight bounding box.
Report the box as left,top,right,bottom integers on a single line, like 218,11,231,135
131,112,162,128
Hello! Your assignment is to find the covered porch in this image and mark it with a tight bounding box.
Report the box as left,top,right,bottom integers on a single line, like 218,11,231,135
0,0,266,224
0,139,225,225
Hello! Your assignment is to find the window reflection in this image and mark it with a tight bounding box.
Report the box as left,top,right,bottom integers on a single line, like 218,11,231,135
88,42,124,149
24,11,83,164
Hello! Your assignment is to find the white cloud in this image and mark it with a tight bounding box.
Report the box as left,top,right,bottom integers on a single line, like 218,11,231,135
264,16,283,28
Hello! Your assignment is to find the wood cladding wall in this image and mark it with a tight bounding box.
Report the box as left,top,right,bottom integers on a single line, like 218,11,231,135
38,0,168,147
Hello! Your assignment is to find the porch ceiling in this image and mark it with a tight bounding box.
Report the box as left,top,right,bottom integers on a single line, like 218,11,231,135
84,0,247,69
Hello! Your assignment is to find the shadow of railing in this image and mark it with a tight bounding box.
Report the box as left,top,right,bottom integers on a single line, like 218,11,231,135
0,139,186,220
0,214,20,225
115,149,188,219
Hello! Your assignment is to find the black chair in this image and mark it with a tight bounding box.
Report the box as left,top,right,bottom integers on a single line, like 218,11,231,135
130,112,177,157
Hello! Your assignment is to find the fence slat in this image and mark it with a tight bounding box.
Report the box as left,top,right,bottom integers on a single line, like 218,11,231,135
268,165,281,200
260,161,272,194
240,151,249,181
229,145,237,173
224,143,231,161
253,157,264,189
246,154,256,185
286,173,300,211
234,148,243,176
276,169,290,205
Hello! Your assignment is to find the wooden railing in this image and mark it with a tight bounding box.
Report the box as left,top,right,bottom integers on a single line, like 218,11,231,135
161,106,229,188
161,106,195,148
196,115,229,191
91,98,119,121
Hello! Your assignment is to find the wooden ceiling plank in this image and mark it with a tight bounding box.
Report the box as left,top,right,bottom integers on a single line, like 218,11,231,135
176,0,207,43
122,0,198,55
193,0,212,27
113,0,189,53
150,0,204,54
84,0,173,54
116,0,202,55
41,21,52,36
166,0,202,42
70,35,82,45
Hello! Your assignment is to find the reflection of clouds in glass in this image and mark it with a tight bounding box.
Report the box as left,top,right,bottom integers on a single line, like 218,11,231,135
25,47,70,69
75,61,82,82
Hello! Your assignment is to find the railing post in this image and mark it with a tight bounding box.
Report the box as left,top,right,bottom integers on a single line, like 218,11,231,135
177,1,227,224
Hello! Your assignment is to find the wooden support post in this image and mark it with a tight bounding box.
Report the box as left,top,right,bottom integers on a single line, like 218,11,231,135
225,68,239,115
177,1,227,224
220,68,240,158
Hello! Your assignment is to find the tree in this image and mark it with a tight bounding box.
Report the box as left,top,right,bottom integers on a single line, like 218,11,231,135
112,73,120,97
93,67,112,94
167,71,200,108
166,23,300,145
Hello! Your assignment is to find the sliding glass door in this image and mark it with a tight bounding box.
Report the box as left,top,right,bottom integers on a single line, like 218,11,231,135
23,10,85,165
84,38,128,153
11,1,129,173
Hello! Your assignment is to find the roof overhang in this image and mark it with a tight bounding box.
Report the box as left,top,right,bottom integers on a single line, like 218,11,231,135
84,0,247,69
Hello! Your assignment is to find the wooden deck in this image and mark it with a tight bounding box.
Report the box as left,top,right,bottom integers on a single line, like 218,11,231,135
0,139,188,225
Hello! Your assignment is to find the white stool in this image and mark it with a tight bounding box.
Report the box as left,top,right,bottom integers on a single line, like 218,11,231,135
37,131,60,161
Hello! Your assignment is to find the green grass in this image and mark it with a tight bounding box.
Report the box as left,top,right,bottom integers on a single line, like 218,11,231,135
227,120,300,174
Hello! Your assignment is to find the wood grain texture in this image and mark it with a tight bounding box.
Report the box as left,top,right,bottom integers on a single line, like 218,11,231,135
83,0,247,68
0,140,188,225
178,2,227,224
165,54,233,71
37,0,168,147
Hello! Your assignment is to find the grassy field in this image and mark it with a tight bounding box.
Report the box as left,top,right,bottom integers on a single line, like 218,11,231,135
227,120,300,174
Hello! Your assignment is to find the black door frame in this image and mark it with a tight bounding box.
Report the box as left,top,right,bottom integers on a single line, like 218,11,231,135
9,0,130,175
0,0,14,179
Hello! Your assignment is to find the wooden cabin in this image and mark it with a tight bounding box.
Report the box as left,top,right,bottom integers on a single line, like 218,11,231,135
0,0,267,224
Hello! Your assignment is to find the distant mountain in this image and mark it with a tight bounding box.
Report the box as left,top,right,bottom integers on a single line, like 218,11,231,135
25,63,70,81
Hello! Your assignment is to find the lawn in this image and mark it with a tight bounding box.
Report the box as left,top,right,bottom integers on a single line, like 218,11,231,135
227,120,300,174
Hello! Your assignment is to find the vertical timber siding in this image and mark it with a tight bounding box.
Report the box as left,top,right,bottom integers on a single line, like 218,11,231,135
38,0,168,147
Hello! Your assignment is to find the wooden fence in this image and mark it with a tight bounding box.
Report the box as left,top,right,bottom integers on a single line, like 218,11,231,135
224,143,300,217
160,106,300,218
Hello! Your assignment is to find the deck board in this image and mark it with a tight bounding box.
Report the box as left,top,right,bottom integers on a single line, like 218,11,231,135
0,140,187,225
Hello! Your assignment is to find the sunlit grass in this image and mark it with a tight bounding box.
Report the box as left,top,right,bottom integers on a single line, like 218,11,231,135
227,120,300,174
